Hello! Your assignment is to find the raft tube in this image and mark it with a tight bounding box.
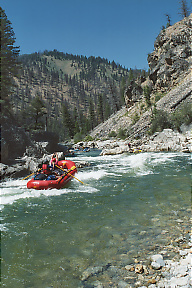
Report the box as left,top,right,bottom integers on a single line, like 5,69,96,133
27,160,77,190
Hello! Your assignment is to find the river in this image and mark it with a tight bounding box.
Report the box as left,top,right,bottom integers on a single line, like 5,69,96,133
1,151,191,287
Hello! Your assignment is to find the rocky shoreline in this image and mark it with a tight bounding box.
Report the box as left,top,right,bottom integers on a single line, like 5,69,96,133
79,228,191,288
1,132,191,287
77,203,191,288
74,126,192,156
0,150,90,181
1,125,191,181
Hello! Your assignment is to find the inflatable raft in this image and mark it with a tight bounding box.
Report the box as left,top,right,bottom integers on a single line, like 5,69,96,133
27,160,77,190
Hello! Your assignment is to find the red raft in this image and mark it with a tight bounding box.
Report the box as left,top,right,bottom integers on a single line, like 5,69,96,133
27,160,77,190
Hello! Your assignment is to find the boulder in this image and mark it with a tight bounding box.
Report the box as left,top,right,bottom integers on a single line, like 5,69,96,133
1,117,34,163
150,254,165,270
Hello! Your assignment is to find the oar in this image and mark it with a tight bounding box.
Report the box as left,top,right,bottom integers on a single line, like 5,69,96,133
55,165,87,185
22,168,42,180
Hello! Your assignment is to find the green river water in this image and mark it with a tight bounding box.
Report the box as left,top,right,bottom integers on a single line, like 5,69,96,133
0,151,191,287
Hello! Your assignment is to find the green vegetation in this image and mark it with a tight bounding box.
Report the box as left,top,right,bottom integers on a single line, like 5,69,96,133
149,109,171,135
117,128,127,139
149,103,192,134
84,135,94,142
165,14,171,27
29,96,47,130
131,112,140,125
73,132,85,144
0,7,20,117
171,102,192,131
108,131,117,138
18,95,47,131
143,85,152,108
154,92,164,103
11,49,147,141
178,0,191,18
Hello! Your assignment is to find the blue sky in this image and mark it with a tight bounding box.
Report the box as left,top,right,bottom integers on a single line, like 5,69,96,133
2,0,191,70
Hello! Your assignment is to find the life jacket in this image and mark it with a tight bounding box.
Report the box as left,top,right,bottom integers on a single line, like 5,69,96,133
34,173,47,180
42,164,51,175
51,157,58,165
47,175,56,180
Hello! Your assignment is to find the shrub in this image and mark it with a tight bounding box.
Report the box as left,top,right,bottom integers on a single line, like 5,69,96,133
154,93,164,102
108,130,117,138
132,112,140,124
143,85,151,107
74,132,85,143
171,103,192,131
149,109,172,135
84,135,94,142
140,103,145,112
117,128,127,139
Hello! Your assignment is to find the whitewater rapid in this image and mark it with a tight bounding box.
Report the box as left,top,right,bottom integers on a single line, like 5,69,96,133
0,152,187,211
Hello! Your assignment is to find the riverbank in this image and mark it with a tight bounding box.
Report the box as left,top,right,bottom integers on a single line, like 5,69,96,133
0,150,90,181
1,126,191,181
1,151,191,287
79,209,191,287
73,126,192,156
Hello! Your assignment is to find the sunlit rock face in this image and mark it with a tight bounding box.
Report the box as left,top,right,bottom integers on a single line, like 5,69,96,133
148,14,192,92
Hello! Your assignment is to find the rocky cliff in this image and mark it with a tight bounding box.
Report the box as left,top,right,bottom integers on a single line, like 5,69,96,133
90,14,192,141
148,13,192,92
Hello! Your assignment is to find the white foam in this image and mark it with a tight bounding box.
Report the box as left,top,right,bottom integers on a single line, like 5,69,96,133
77,169,108,181
0,152,189,209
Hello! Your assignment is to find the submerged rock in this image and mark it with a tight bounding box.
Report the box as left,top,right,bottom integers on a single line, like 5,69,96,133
150,254,165,270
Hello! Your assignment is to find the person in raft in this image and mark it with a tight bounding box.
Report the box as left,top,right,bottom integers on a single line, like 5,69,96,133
50,152,58,169
34,162,52,180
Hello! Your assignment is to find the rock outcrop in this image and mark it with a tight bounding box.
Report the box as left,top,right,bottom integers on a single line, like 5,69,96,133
90,14,192,142
148,13,192,92
1,116,40,164
124,76,146,108
124,14,192,110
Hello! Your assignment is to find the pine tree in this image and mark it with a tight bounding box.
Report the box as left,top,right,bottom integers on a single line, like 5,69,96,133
143,85,151,108
30,95,47,130
165,14,171,27
89,99,95,130
62,103,75,138
97,94,104,123
0,7,20,116
120,77,126,103
179,0,190,18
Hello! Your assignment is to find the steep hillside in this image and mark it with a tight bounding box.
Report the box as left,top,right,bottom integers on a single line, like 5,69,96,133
90,14,192,140
11,51,146,140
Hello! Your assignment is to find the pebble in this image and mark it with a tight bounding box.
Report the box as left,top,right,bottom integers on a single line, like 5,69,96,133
135,264,144,274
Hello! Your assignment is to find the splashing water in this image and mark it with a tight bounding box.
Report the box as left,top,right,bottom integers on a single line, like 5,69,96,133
1,151,191,287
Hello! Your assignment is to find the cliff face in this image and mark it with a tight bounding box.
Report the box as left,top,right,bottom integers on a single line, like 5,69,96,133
91,14,192,140
124,14,192,109
148,14,192,92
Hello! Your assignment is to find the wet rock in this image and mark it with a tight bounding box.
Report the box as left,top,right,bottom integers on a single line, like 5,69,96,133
81,266,104,281
125,265,134,271
135,264,144,274
170,275,189,286
0,162,27,179
147,285,156,288
147,277,156,285
117,280,131,287
150,254,165,270
80,263,111,282
75,161,90,168
91,280,104,288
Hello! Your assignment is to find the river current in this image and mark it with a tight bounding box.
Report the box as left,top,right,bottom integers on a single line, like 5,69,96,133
0,151,191,287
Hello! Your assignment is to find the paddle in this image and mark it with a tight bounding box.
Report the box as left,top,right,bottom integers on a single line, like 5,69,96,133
22,168,42,180
55,165,87,185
